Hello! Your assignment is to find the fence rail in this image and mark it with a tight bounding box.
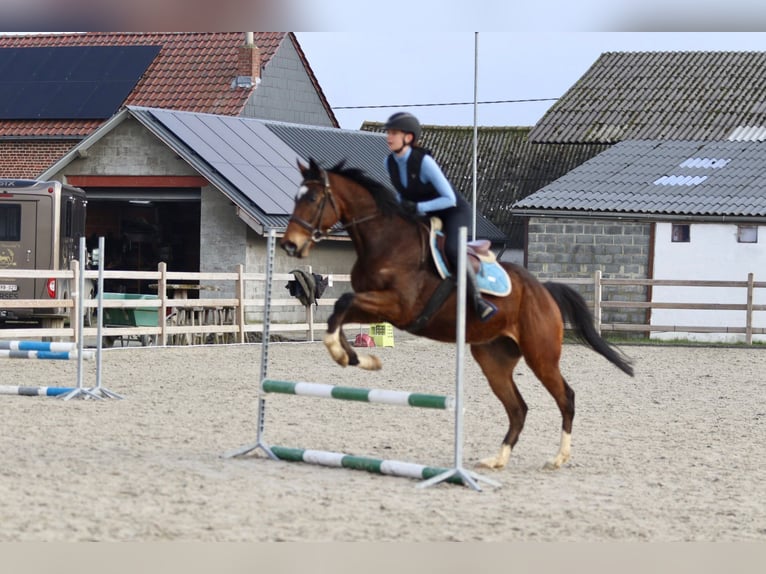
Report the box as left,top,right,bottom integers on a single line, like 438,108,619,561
568,270,766,343
2,265,765,344
0,262,360,344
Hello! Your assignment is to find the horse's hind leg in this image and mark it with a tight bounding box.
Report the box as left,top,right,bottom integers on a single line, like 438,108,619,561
522,348,575,470
470,338,526,470
541,373,575,470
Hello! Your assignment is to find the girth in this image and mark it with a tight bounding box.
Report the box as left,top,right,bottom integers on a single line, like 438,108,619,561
402,277,455,333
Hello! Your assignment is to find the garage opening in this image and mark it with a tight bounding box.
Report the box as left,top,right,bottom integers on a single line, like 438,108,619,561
84,187,201,294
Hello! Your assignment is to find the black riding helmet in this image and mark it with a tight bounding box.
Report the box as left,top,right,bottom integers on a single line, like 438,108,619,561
384,112,422,143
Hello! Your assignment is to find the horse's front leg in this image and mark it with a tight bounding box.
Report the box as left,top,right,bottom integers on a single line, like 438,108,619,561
324,290,405,371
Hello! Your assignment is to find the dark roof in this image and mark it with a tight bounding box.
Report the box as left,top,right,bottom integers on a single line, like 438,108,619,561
272,121,506,241
362,121,608,246
529,51,766,144
512,139,766,220
265,121,392,186
0,32,336,138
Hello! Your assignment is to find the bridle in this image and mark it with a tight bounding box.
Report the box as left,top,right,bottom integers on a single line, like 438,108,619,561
289,169,380,246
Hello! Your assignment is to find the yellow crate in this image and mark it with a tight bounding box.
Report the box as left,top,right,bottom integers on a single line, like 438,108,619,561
368,322,394,347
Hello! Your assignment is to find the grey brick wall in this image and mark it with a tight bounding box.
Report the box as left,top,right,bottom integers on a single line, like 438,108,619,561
242,38,335,127
61,119,199,177
526,216,652,326
245,236,356,325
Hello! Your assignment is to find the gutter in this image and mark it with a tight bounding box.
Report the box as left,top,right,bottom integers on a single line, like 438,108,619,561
510,209,766,225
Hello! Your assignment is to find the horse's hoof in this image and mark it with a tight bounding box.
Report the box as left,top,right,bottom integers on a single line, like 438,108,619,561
476,444,511,470
476,457,504,470
358,354,382,370
542,455,568,470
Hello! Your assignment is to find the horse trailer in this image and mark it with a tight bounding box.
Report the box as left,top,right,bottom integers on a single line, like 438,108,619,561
0,179,87,326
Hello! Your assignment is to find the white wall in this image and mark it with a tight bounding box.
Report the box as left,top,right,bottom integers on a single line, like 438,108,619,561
652,222,766,342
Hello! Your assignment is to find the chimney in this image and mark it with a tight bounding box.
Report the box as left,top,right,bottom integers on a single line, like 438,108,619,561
234,32,261,89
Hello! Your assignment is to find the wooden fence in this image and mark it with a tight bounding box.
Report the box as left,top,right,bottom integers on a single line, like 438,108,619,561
0,262,360,344
1,266,765,345
566,270,766,344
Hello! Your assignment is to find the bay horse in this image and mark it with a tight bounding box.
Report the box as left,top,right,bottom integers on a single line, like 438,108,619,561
280,158,634,471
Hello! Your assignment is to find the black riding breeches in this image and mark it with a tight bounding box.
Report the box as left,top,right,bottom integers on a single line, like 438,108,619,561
433,203,472,273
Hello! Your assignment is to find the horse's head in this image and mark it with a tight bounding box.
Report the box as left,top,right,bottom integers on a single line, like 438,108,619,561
280,158,341,258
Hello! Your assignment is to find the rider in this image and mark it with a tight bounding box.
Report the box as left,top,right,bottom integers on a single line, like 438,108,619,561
383,111,497,322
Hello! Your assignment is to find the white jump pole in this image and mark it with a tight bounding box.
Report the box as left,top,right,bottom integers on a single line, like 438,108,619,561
416,226,500,491
60,237,103,401
225,227,278,459
60,236,122,400
89,236,122,399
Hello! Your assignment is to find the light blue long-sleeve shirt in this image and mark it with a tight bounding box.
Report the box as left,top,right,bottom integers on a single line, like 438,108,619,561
388,148,457,214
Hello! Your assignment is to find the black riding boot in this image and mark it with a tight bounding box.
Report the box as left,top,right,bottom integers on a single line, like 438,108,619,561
466,265,497,321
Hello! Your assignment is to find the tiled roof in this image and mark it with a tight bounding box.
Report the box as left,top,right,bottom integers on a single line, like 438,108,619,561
363,121,608,246
0,32,288,138
529,51,766,144
512,140,766,220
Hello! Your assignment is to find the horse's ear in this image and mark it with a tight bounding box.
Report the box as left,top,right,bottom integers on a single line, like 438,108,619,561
308,157,321,173
297,158,309,175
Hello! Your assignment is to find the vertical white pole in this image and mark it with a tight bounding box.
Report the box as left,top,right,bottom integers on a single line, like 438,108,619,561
95,236,105,388
453,226,468,466
471,32,479,242
76,236,86,389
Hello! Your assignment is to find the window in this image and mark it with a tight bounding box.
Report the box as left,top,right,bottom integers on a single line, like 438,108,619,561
0,204,21,242
737,225,758,244
64,199,73,237
671,224,690,243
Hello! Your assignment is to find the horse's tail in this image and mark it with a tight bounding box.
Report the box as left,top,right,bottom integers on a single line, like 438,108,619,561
543,281,635,377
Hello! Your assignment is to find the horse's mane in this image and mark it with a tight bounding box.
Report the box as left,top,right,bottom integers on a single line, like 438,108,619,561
305,158,421,224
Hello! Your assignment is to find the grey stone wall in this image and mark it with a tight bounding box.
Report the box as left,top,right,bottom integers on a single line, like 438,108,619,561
58,118,198,177
245,235,356,324
242,37,335,127
526,216,652,326
199,185,247,288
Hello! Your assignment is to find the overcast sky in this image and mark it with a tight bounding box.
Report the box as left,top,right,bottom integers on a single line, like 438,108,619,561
295,31,766,130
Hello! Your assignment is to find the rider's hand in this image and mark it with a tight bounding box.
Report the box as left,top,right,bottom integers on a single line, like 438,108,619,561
401,199,420,215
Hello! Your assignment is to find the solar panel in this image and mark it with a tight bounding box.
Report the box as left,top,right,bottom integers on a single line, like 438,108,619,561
0,45,160,120
146,108,302,215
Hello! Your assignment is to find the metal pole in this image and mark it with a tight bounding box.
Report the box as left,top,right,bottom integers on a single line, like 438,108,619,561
89,236,122,399
225,228,277,459
76,235,85,389
96,236,104,387
61,237,102,400
453,227,468,467
471,31,479,242
417,227,500,490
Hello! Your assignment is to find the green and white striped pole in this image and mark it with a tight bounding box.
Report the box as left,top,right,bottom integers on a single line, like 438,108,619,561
261,379,454,410
270,446,465,485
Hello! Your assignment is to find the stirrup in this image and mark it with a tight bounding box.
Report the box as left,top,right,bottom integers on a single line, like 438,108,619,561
476,299,497,321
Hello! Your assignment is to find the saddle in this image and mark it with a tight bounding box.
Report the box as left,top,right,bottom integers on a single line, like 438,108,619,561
428,217,511,297
404,217,511,333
